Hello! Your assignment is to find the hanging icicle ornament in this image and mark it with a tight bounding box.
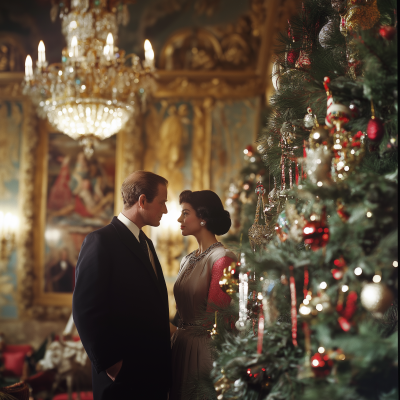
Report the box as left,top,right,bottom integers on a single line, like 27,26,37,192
248,182,272,250
257,304,264,354
235,270,251,332
289,266,298,346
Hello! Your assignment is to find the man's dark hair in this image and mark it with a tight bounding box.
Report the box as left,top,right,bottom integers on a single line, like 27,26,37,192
121,171,168,209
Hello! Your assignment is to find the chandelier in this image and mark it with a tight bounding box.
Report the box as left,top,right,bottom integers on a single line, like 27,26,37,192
23,0,156,157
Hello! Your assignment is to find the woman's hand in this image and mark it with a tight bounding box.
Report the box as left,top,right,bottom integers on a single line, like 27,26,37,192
106,360,123,381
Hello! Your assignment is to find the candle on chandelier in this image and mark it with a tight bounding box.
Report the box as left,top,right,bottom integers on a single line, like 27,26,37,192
38,41,46,66
71,36,79,58
144,39,154,69
106,33,114,58
25,55,33,80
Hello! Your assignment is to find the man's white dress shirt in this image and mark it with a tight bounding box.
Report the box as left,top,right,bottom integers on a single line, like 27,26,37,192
117,213,157,278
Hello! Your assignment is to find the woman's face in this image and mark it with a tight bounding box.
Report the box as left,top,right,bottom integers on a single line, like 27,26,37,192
177,202,204,236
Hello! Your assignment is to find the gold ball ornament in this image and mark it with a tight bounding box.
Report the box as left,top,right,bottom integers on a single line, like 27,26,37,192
219,262,239,298
309,125,332,149
344,0,380,32
360,282,394,317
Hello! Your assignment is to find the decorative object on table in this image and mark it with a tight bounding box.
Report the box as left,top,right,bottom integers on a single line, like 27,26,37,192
248,182,273,250
22,0,155,158
219,261,239,298
360,282,394,318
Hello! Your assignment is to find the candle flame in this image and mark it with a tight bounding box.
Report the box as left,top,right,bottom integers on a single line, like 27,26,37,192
106,33,114,46
144,39,152,51
38,40,45,52
25,55,32,67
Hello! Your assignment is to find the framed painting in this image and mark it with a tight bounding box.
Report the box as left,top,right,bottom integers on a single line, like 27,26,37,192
33,125,119,307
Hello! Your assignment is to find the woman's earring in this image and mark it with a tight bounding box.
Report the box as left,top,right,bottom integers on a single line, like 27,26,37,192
200,221,205,226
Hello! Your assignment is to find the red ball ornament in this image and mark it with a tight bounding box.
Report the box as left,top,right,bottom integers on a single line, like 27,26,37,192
367,117,385,142
311,352,334,377
287,49,299,65
379,26,397,40
303,221,329,250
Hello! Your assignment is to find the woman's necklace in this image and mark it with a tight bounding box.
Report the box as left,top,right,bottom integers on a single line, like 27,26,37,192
182,242,224,279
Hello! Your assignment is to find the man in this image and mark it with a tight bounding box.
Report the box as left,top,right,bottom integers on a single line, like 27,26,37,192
73,171,171,399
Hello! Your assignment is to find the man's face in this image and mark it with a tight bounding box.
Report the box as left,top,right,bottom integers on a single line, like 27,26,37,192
142,184,168,227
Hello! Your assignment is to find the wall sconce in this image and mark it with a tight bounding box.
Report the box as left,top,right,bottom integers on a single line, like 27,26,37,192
0,212,19,269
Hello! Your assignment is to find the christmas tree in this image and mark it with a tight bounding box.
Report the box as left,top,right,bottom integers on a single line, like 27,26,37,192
190,0,398,398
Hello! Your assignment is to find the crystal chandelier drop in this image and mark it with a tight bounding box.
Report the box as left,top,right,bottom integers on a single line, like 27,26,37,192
23,0,156,157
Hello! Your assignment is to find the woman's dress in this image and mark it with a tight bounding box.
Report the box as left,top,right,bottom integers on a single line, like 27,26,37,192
170,243,237,399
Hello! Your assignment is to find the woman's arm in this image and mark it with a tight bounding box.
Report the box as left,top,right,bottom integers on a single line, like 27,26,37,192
207,256,235,309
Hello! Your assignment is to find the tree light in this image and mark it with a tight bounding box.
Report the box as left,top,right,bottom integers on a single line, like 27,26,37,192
366,211,372,218
303,299,309,305
342,285,349,292
354,267,362,276
318,347,325,353
316,304,323,311
393,261,398,268
319,282,327,289
373,275,381,283
312,359,319,367
299,304,311,315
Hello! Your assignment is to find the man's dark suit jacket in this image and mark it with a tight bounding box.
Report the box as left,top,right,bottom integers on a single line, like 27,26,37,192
73,217,171,400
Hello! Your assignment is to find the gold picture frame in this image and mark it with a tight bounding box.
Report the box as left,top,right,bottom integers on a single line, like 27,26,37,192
31,122,121,310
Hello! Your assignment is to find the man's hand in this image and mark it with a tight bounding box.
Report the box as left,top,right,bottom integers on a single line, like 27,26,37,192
106,360,123,381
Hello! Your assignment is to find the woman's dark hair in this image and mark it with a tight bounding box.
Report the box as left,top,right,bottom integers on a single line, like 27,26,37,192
179,190,231,236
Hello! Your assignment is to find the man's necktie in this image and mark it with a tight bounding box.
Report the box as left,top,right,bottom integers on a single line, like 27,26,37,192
138,230,150,260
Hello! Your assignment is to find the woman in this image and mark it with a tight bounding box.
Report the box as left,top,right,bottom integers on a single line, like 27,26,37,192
170,190,237,400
